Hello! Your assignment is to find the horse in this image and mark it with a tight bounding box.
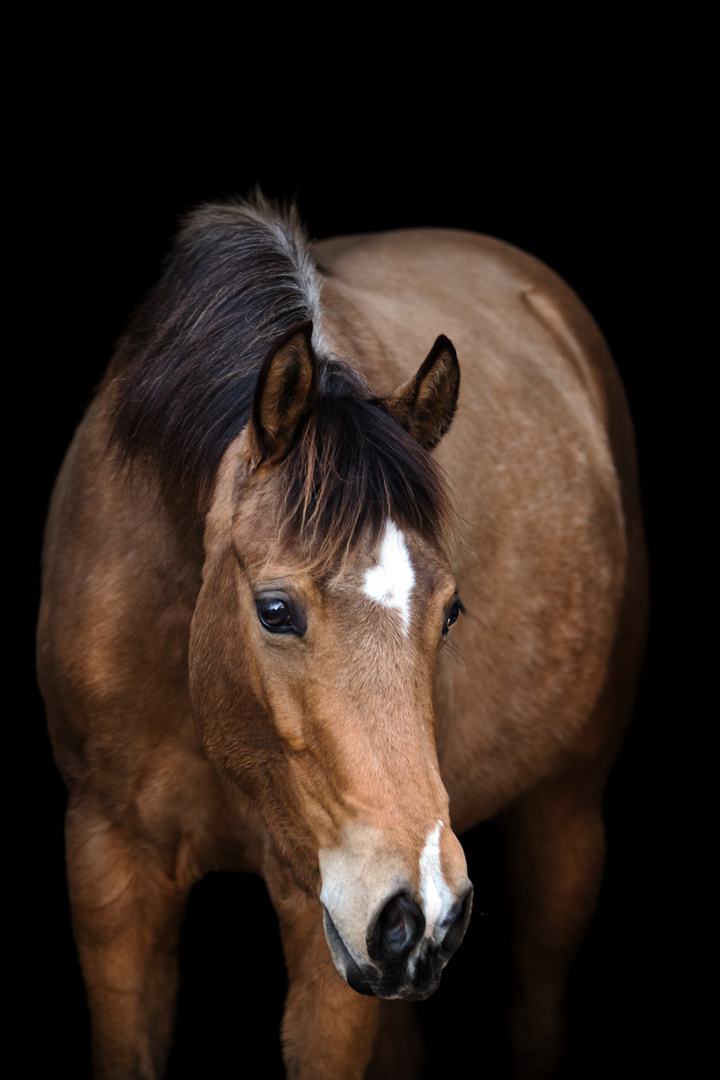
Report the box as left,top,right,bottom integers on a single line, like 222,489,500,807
37,193,648,1079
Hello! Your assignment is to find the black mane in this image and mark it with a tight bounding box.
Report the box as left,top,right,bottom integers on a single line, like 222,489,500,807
110,193,321,507
109,194,453,554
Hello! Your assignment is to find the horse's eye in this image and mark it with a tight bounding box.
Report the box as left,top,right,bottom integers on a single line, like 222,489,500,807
443,598,464,636
256,597,296,633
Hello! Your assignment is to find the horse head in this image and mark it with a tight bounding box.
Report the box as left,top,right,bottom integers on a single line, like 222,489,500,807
189,321,472,1001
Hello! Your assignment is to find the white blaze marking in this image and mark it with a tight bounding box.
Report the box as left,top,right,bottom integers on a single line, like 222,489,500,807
419,821,452,940
362,520,415,632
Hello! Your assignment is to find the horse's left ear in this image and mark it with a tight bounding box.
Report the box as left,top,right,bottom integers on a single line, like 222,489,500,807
248,321,318,466
388,335,460,450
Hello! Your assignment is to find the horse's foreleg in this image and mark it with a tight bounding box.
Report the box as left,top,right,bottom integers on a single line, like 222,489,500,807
264,854,380,1080
365,1001,426,1080
499,773,608,1079
65,800,191,1080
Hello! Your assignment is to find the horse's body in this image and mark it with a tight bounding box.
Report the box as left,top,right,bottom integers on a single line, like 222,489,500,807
37,197,647,1079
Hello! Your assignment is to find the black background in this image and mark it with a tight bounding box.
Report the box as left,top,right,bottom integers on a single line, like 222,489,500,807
21,23,703,1079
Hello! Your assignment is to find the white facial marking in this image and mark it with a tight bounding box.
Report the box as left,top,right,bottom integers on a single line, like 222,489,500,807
419,821,453,940
362,520,415,633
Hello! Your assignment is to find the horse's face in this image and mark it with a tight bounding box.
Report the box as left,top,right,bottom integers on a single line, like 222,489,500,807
190,323,472,1000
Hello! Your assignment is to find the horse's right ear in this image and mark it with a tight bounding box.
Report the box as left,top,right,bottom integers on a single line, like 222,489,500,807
247,321,318,467
387,335,460,450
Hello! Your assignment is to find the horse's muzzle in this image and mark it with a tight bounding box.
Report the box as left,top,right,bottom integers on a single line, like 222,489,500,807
322,883,473,1001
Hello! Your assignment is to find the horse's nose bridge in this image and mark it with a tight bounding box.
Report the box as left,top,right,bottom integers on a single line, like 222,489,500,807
311,662,446,809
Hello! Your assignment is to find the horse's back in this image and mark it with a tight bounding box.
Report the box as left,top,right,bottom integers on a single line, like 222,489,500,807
317,228,647,825
317,227,639,511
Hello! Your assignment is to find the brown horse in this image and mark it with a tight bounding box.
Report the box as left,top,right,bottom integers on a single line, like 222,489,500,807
37,194,647,1079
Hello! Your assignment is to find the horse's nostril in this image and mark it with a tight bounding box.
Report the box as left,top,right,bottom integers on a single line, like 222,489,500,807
439,883,473,960
368,891,426,963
